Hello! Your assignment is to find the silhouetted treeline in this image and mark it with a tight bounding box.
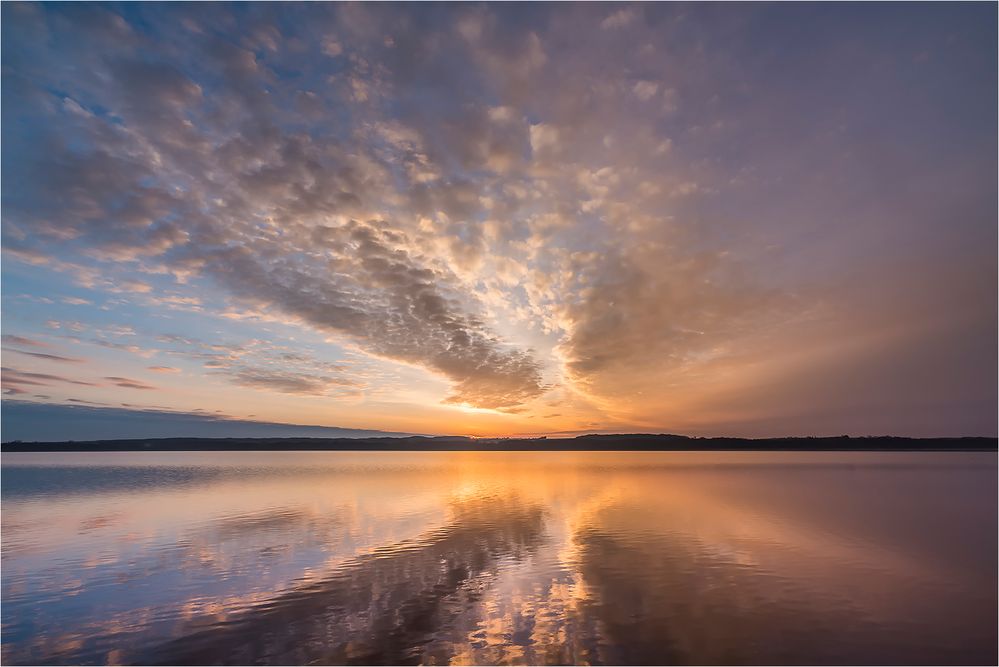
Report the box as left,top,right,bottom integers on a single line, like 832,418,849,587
2,434,995,452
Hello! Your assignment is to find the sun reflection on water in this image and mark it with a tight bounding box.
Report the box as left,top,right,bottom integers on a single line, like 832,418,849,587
2,451,996,665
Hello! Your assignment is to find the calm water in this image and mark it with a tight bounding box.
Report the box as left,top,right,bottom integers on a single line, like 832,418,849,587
1,451,995,665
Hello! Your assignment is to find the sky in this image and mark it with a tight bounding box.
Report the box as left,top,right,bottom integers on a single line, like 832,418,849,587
1,2,996,440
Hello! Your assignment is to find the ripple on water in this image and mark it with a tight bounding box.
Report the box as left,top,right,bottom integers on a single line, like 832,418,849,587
1,451,996,665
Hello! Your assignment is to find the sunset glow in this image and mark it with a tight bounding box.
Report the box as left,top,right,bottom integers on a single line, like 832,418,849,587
2,3,996,438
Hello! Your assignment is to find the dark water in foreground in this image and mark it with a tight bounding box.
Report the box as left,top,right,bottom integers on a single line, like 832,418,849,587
1,451,996,665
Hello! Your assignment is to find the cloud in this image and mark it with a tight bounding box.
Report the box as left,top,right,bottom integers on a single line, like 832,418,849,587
108,280,153,294
147,366,180,373
197,221,545,408
87,339,158,358
2,348,85,363
529,123,559,154
558,246,786,407
104,376,158,390
150,332,379,397
600,8,639,30
44,320,87,332
224,368,358,396
1,7,561,409
1,335,49,348
1,3,995,435
65,397,111,406
321,37,343,57
2,367,100,396
101,325,136,337
632,81,659,101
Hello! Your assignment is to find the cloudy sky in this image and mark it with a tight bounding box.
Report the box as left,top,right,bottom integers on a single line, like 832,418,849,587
2,2,995,438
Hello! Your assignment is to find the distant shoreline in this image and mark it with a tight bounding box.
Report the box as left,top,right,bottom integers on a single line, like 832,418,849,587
3,434,996,453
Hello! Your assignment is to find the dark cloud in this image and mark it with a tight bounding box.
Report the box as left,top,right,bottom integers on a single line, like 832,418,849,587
2,347,84,363
65,397,110,406
196,220,544,407
224,368,358,396
1,367,100,396
104,376,158,390
2,368,97,386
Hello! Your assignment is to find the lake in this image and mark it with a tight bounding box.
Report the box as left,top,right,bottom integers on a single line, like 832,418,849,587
2,451,996,665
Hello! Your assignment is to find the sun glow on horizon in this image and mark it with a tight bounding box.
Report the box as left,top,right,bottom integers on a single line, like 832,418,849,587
1,2,995,440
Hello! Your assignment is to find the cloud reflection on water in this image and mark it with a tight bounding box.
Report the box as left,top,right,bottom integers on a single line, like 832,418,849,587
1,452,996,665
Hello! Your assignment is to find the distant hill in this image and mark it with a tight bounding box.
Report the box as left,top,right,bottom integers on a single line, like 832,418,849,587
3,434,996,452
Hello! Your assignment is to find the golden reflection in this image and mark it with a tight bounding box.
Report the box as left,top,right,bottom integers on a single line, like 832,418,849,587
2,452,995,665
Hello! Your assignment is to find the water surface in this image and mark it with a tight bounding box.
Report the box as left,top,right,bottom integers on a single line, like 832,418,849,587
2,451,996,665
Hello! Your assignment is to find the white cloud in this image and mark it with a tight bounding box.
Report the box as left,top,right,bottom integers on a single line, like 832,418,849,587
321,38,343,57
529,123,559,154
600,8,638,30
633,80,659,101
